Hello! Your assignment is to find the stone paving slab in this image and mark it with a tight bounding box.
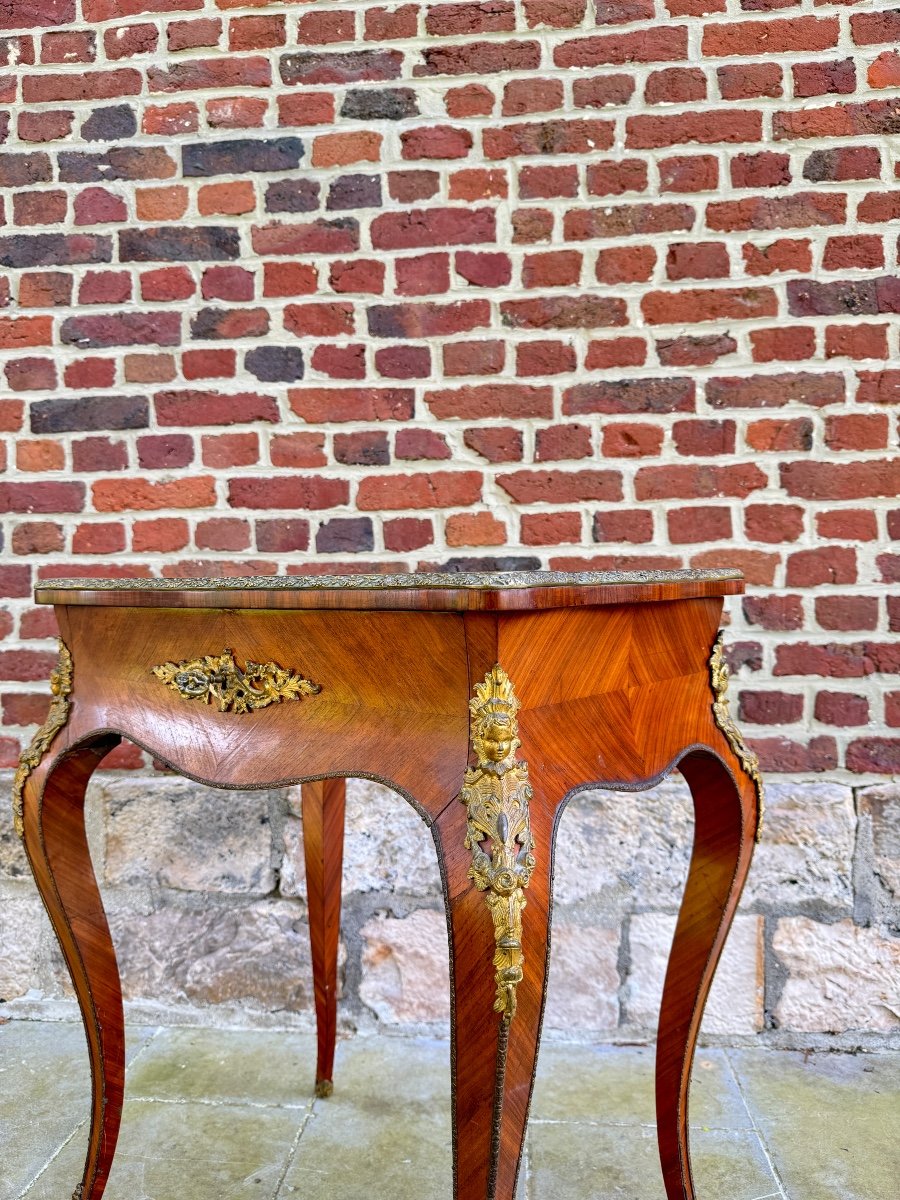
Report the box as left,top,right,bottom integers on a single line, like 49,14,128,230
528,1043,778,1200
2,1021,899,1200
530,1043,753,1130
527,1123,779,1200
279,1036,453,1200
25,1101,304,1200
0,1021,156,1200
126,1028,317,1108
729,1047,900,1200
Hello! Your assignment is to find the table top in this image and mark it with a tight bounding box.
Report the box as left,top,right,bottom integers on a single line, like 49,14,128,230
35,568,744,612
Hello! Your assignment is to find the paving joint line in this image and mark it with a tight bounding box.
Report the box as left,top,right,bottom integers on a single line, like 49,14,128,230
723,1048,790,1200
270,1103,317,1200
16,1117,88,1200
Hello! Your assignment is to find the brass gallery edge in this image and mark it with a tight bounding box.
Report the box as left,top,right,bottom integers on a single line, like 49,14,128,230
710,631,766,841
461,665,536,1022
39,567,743,592
12,639,74,838
151,648,321,714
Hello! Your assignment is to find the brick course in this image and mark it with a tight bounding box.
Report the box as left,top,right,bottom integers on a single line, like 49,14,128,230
0,0,897,781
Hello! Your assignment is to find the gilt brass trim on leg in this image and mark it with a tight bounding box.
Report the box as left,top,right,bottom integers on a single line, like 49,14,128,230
461,665,535,1023
709,630,766,841
11,639,74,839
151,648,320,713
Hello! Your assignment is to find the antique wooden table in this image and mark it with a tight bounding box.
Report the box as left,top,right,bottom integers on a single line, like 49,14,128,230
13,569,763,1200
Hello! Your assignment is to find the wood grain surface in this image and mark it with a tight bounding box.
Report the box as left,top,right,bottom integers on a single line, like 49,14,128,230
301,777,346,1098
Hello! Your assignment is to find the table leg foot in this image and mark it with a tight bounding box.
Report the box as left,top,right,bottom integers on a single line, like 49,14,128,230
22,736,124,1200
302,777,346,1098
656,749,757,1200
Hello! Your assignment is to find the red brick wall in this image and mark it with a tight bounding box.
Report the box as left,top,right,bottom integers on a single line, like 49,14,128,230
0,1,898,776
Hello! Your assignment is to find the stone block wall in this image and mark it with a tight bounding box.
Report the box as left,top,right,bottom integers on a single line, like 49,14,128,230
0,0,899,781
3,770,899,1046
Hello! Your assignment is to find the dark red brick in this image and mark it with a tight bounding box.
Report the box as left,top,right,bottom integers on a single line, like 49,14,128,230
288,387,414,423
497,469,623,504
395,428,451,461
754,737,838,773
707,192,846,231
554,28,688,68
155,390,277,427
255,519,310,553
229,476,349,510
463,427,523,464
357,471,483,510
565,378,694,415
368,300,490,338
731,152,791,190
786,546,856,586
501,295,626,329
742,595,804,630
384,517,433,553
718,63,783,100
419,40,540,76
372,207,495,250
334,431,390,466
592,510,654,544
374,346,430,379
426,384,552,420
815,596,879,632
635,463,766,500
0,482,85,513
137,435,194,470
702,16,839,56
658,334,737,368
30,394,148,434
739,691,804,724
792,58,856,98
846,739,900,774
120,225,239,262
672,419,736,455
706,373,844,409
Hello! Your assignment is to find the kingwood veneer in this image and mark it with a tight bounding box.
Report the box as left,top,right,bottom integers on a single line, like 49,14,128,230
12,569,763,1200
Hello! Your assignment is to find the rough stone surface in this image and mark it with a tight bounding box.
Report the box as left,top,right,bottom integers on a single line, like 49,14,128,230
279,809,306,900
281,777,440,898
857,784,900,898
743,781,856,914
0,896,44,1001
110,900,313,1013
359,908,450,1026
544,920,620,1032
625,911,765,1035
553,780,694,912
101,776,277,894
773,916,900,1033
0,791,29,880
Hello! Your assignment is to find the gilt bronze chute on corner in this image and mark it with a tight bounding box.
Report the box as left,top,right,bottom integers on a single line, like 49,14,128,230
461,664,535,1023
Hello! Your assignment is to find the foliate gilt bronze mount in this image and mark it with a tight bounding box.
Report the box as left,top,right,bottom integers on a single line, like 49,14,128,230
461,665,536,1023
151,648,321,714
710,631,766,841
11,639,74,839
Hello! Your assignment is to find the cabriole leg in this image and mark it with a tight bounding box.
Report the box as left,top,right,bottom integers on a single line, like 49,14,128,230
301,777,346,1098
433,783,554,1200
22,736,123,1200
656,749,758,1200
